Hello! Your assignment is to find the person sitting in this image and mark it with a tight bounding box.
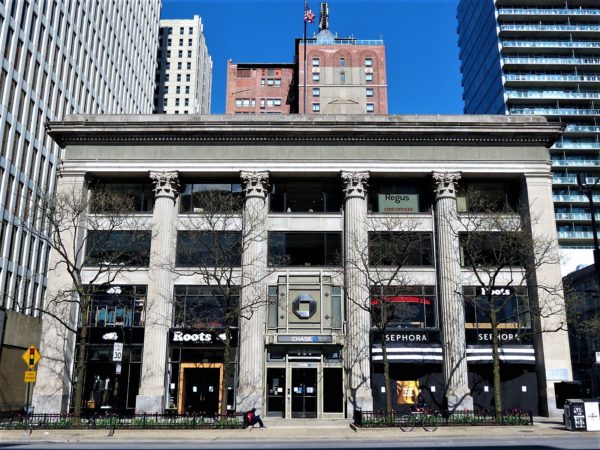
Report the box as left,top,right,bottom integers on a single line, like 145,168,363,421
244,408,266,428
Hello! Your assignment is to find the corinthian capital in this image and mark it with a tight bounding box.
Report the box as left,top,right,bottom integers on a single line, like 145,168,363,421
150,171,180,201
240,171,270,199
432,171,461,200
341,171,369,199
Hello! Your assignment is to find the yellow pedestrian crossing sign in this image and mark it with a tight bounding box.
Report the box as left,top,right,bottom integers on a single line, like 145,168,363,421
22,345,41,368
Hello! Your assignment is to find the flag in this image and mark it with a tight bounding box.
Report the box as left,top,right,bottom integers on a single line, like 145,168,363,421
304,3,315,24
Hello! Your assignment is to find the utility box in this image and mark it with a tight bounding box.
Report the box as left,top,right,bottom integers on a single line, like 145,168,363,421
564,399,587,431
555,381,582,409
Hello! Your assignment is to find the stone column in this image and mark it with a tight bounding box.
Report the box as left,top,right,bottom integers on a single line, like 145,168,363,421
135,171,179,413
236,171,269,412
524,173,572,417
32,173,88,413
342,171,373,416
432,171,473,411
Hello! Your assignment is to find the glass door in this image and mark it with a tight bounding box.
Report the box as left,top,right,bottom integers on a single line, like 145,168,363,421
266,368,285,417
291,368,317,418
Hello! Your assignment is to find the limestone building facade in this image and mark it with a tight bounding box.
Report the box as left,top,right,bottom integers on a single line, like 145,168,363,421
32,115,571,418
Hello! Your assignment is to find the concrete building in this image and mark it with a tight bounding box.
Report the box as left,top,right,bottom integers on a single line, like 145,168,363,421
154,16,213,115
0,0,161,412
225,2,387,115
31,114,572,418
457,0,600,274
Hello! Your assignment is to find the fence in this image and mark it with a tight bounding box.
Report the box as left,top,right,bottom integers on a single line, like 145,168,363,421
0,412,245,430
353,409,533,427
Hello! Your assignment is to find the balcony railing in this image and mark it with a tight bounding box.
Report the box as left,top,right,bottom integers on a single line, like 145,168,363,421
557,231,596,239
552,160,600,167
553,194,600,201
552,142,600,149
556,213,600,221
502,40,600,49
505,73,600,82
302,39,384,46
501,24,600,32
503,57,600,65
498,8,600,16
565,125,600,133
511,107,600,115
506,90,600,99
553,176,600,184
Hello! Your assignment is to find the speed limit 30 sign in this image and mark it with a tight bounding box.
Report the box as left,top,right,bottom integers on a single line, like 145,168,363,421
112,343,123,362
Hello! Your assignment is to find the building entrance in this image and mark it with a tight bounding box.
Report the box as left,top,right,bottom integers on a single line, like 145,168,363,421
266,368,286,417
291,368,317,418
178,363,222,415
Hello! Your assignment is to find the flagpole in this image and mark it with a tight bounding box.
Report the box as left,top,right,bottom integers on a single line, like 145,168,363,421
303,1,307,114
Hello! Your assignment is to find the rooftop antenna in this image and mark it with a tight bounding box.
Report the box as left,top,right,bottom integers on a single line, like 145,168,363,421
319,2,329,31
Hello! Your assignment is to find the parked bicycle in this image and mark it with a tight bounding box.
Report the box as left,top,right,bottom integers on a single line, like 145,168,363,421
399,406,441,432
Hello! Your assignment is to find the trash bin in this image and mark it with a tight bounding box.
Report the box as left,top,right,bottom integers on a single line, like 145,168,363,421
564,399,587,431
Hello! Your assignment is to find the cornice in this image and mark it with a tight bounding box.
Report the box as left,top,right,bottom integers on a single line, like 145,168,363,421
45,114,564,147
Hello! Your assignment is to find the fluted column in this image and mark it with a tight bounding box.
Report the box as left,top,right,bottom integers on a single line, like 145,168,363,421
136,171,179,413
236,171,269,412
433,171,473,411
342,171,373,416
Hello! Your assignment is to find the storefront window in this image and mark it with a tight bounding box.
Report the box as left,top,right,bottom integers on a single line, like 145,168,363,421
270,180,343,213
179,181,242,213
370,285,436,328
463,286,531,330
368,232,433,266
268,232,341,266
85,230,151,266
176,231,242,267
173,285,238,328
87,285,146,327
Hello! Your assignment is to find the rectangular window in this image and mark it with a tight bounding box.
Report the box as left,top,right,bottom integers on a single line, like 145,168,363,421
340,72,346,83
365,58,373,67
368,232,433,266
176,231,242,267
366,103,374,112
91,181,155,213
365,73,373,82
85,231,151,266
371,285,436,328
312,103,320,112
459,232,525,267
312,57,320,67
174,285,238,328
87,285,147,327
463,286,531,330
339,57,346,67
268,232,342,266
456,181,519,213
180,182,243,213
312,73,320,81
313,88,320,97
366,88,374,97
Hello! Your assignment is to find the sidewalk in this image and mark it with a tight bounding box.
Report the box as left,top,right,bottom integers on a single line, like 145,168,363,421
1,417,593,443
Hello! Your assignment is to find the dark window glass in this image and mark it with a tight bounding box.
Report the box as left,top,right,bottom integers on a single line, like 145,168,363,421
268,232,342,266
457,180,520,213
463,286,530,329
459,232,525,267
368,232,433,266
91,181,154,213
174,285,239,328
85,231,151,266
179,182,243,213
270,181,342,213
176,231,242,267
87,285,146,327
368,180,432,213
370,285,436,328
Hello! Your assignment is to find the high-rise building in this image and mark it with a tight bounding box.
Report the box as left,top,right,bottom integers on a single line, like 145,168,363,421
0,0,161,412
154,16,213,115
225,2,387,115
457,0,600,273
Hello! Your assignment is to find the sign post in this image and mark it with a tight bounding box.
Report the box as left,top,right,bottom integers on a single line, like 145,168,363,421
22,345,41,416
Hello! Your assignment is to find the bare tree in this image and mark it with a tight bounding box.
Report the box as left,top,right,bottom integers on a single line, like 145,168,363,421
23,182,150,420
344,215,430,412
453,190,564,420
169,189,281,414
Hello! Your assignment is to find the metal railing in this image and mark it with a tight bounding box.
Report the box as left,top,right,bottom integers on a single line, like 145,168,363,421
501,24,600,32
503,57,600,65
512,107,600,116
505,73,600,82
502,40,600,49
498,8,600,16
0,412,245,430
353,409,533,427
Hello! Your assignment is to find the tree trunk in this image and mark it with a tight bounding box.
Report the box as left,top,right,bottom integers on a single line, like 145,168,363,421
220,329,231,415
490,308,502,422
382,336,392,412
73,302,90,422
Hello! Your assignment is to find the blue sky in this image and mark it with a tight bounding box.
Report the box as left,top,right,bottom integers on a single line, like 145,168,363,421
161,0,463,115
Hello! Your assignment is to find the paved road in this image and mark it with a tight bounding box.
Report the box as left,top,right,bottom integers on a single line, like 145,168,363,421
0,437,599,450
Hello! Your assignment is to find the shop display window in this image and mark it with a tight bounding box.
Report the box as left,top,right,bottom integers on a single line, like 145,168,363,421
463,286,531,330
370,285,437,328
85,230,151,266
87,285,146,327
368,232,433,266
173,285,238,328
176,231,242,267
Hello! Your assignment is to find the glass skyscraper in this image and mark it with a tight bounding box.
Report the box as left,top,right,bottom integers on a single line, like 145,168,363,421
457,0,600,272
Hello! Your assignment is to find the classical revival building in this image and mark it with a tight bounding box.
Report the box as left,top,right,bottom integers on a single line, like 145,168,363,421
32,115,571,418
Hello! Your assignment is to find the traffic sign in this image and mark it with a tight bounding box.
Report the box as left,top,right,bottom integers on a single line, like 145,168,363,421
112,343,123,362
22,345,41,368
24,371,37,383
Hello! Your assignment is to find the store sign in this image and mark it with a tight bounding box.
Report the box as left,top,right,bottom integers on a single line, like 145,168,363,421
372,330,440,345
465,329,530,345
276,335,333,344
477,287,514,297
169,329,238,346
378,194,419,213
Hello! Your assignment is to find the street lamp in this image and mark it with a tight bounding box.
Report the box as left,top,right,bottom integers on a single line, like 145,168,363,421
576,173,600,289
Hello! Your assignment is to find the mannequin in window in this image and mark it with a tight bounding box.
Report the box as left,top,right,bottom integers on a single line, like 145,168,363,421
93,375,102,406
102,376,112,406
